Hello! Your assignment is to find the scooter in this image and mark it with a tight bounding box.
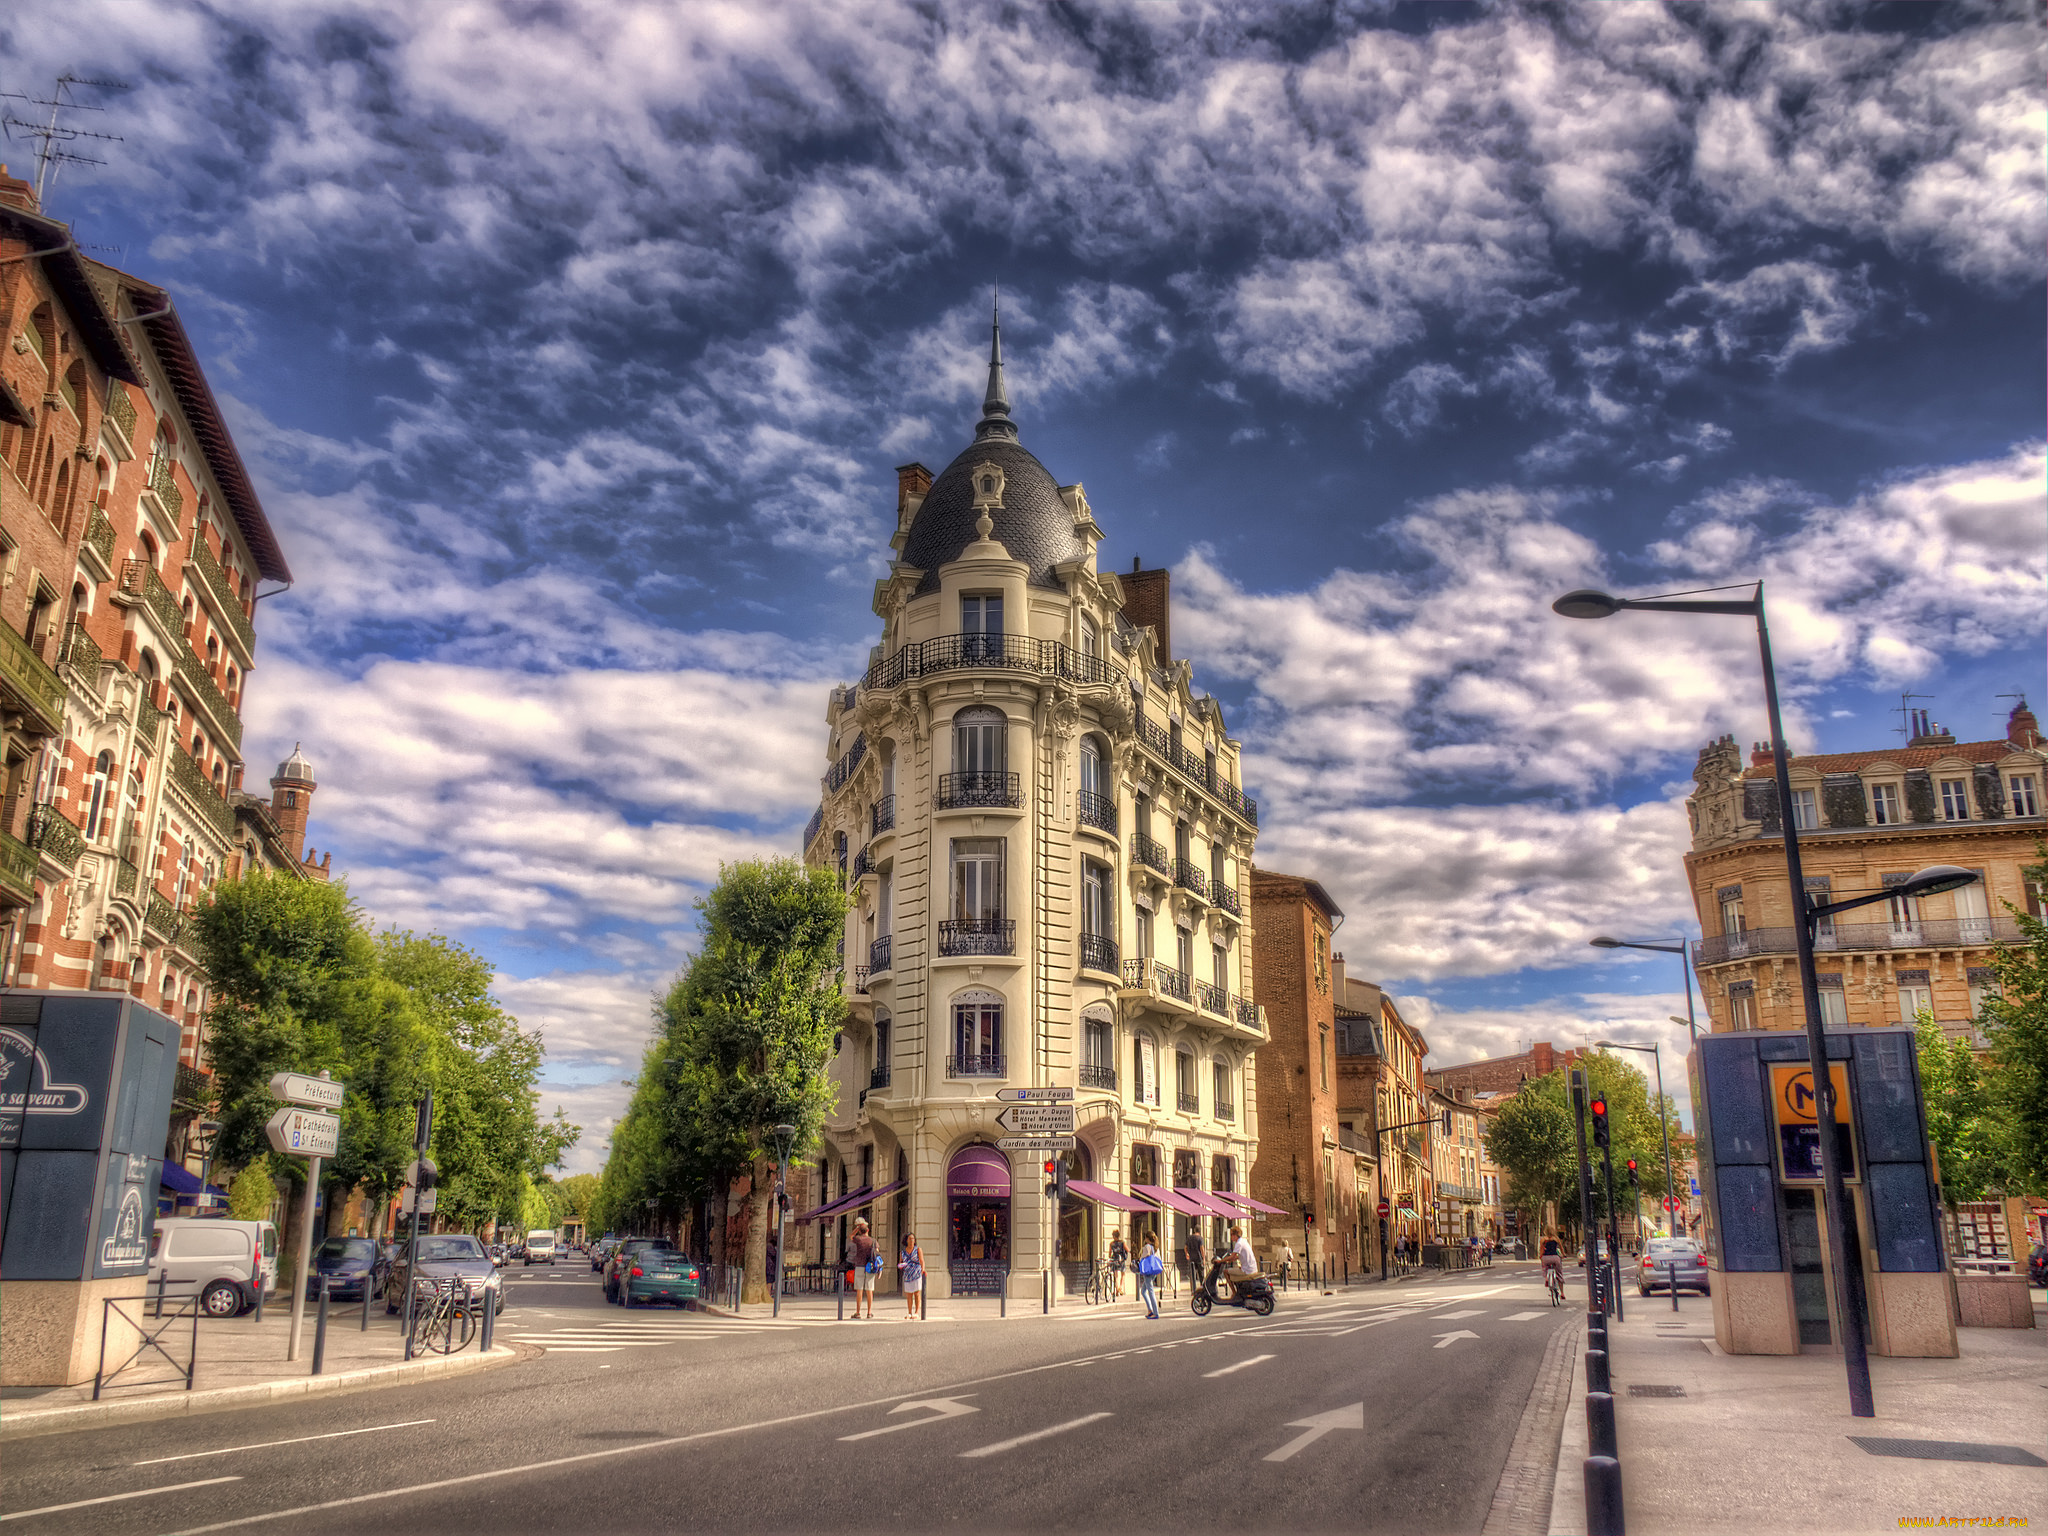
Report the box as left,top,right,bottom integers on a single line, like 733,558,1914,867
1191,1258,1275,1317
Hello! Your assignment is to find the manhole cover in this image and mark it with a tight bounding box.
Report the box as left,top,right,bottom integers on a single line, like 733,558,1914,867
1849,1437,2046,1467
1627,1384,1686,1397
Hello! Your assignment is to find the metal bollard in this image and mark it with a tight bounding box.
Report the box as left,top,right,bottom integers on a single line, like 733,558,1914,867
836,1263,845,1322
254,1274,265,1324
1585,1346,1611,1394
362,1274,373,1331
1670,1261,1680,1313
481,1291,495,1352
311,1278,331,1375
1586,1389,1619,1460
1042,1269,1049,1314
1583,1454,1625,1536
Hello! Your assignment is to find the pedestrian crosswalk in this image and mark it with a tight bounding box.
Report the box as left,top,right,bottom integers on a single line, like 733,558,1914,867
502,1308,937,1352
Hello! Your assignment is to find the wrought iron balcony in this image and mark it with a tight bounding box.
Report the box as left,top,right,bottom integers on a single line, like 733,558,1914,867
823,734,866,793
81,509,116,578
939,918,1015,956
1693,917,2023,966
167,748,235,838
1079,933,1119,975
175,647,244,750
938,772,1022,810
60,623,101,678
1133,711,1259,826
1131,832,1170,876
851,845,875,880
1155,961,1192,1003
0,619,65,737
863,633,1125,693
869,934,893,972
1078,789,1117,835
872,796,895,835
947,1053,1006,1078
28,804,83,871
804,804,823,851
852,966,870,994
1210,881,1240,918
188,538,256,658
1236,997,1263,1032
146,452,183,521
1173,859,1210,901
869,1064,891,1091
1215,1100,1235,1122
1177,1092,1200,1114
0,832,35,905
1079,1064,1117,1090
105,384,137,451
1195,980,1229,1017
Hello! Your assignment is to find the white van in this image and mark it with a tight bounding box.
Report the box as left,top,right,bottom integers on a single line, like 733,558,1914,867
523,1230,557,1266
148,1218,279,1317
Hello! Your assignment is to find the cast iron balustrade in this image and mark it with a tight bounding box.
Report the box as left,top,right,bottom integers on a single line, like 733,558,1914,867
862,633,1126,693
1693,917,2023,966
187,540,256,658
61,623,101,677
167,749,235,838
939,918,1015,956
146,891,182,942
0,833,34,904
1154,961,1192,1003
1172,859,1210,901
947,1053,1006,1078
1079,1064,1118,1090
823,734,867,793
1078,933,1119,975
851,845,875,880
1195,980,1229,1016
1215,1100,1235,1122
1077,788,1118,835
28,804,83,871
105,384,137,449
938,772,1022,810
1133,710,1260,827
872,796,895,835
146,453,183,521
1177,1092,1200,1114
804,804,824,850
860,1063,892,1109
1235,997,1262,1031
117,559,186,640
1335,1126,1370,1154
1210,881,1240,917
133,696,169,754
852,967,870,994
175,649,243,750
868,934,892,972
1130,832,1170,876
82,509,116,575
115,858,140,896
0,620,65,736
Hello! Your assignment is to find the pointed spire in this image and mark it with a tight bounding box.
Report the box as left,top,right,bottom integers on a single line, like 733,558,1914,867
974,287,1018,442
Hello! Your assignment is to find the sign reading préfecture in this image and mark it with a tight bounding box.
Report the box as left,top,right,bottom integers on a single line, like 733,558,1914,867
268,1071,345,1109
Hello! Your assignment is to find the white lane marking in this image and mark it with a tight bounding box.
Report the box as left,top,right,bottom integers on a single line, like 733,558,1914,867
1202,1354,1275,1379
1263,1403,1364,1463
837,1397,980,1441
1431,1310,1486,1320
958,1413,1114,1459
1432,1330,1479,1348
2,1477,243,1523
536,1347,622,1353
133,1421,435,1467
1499,1311,1548,1322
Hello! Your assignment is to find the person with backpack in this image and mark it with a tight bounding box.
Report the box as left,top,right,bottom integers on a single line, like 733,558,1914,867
1136,1232,1163,1318
899,1231,925,1320
1107,1230,1128,1301
845,1218,880,1319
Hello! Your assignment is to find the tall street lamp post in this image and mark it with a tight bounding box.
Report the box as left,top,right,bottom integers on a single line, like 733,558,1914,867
1592,1037,1676,1243
1589,936,1698,1040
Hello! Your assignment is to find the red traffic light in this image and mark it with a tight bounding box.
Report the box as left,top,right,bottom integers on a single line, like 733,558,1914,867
1043,1160,1056,1175
1626,1159,1637,1172
1590,1098,1606,1117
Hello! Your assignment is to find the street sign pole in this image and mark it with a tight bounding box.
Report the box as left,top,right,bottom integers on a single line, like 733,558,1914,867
286,1153,321,1362
403,1089,432,1360
1569,1069,1597,1316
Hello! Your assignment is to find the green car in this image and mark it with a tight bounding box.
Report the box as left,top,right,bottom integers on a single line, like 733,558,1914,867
621,1247,701,1308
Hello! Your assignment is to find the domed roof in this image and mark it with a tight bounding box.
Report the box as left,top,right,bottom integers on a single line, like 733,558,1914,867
898,308,1087,595
274,743,315,784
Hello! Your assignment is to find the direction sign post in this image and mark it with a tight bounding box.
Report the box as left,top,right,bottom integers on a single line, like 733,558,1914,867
268,1072,345,1110
997,1135,1076,1153
994,1104,1075,1136
264,1071,345,1364
993,1088,1073,1103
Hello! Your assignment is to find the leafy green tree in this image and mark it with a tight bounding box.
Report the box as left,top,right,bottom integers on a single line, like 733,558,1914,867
1981,893,2048,1196
556,1172,600,1226
226,1161,275,1222
1914,1016,2001,1204
1482,1051,1680,1243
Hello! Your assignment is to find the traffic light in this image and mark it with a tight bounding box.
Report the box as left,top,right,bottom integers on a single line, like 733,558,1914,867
1590,1096,1610,1148
1626,1159,1640,1193
1043,1160,1056,1199
1043,1159,1068,1201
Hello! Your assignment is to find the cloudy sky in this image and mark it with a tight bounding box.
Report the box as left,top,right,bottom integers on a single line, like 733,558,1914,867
11,1,2042,1167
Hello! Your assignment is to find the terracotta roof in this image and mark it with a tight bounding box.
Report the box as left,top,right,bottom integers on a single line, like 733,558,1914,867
0,204,142,386
1742,739,2028,778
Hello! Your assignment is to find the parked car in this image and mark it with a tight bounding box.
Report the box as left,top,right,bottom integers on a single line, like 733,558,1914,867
591,1238,620,1272
618,1246,700,1308
307,1235,379,1302
523,1230,557,1266
384,1233,505,1316
604,1238,670,1303
1637,1237,1710,1296
148,1218,279,1318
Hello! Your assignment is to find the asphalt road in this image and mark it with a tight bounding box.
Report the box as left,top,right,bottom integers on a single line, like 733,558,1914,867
2,1258,1577,1535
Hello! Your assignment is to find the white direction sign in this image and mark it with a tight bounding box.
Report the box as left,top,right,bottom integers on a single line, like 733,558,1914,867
268,1072,345,1109
837,1397,980,1441
266,1107,340,1158
1263,1402,1365,1463
995,1104,1075,1136
997,1136,1077,1152
994,1088,1073,1102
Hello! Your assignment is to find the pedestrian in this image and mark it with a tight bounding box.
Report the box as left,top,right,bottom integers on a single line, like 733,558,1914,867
899,1231,924,1320
1107,1230,1128,1301
1183,1223,1207,1290
1136,1232,1163,1318
845,1217,879,1319
1277,1236,1295,1289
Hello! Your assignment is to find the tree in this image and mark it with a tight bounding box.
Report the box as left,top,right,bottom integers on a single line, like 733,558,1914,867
1482,1051,1680,1243
226,1161,275,1222
556,1172,600,1226
1980,891,2048,1196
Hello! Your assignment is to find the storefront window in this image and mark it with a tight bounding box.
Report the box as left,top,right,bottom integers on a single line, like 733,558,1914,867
946,1143,1010,1293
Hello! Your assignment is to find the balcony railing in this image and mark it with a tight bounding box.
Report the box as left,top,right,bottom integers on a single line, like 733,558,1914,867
947,1053,1006,1078
146,453,184,522
1215,1100,1235,1122
1079,1064,1118,1090
105,383,137,450
0,620,65,737
871,796,895,835
851,845,875,880
869,1064,891,1091
115,857,140,897
823,734,866,794
863,633,1125,693
188,539,256,658
1195,979,1229,1016
175,649,244,750
27,804,83,871
869,934,892,973
146,891,183,942
1079,933,1119,975
1155,961,1192,1003
134,695,169,755
804,804,823,851
0,831,36,904
1134,711,1259,826
1236,998,1262,1032
1694,916,2024,966
1335,1126,1371,1155
852,966,870,994
60,623,102,678
82,509,116,575
1177,1092,1200,1114
117,558,188,641
1078,789,1117,835
1172,859,1209,901
167,748,236,838
938,772,1022,810
939,918,1015,956
1210,881,1240,918
1131,832,1170,876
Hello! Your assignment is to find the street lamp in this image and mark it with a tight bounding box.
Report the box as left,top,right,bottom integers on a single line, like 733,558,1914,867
1554,579,1886,1416
770,1122,797,1319
1588,936,1700,1040
1591,1038,1676,1246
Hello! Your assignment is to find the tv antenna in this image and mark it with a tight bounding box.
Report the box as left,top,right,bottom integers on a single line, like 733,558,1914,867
1892,691,1932,740
2,74,128,204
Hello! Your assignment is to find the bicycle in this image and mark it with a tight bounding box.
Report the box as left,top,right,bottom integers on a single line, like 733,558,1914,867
1545,1263,1565,1307
408,1278,478,1354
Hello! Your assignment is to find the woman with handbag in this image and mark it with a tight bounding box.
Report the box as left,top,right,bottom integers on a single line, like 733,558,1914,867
1136,1233,1163,1318
899,1231,925,1320
845,1218,880,1319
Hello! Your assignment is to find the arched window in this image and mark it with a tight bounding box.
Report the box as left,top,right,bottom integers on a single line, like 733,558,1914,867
1081,1005,1115,1087
1079,735,1102,795
950,988,1004,1077
83,750,114,841
1131,1033,1160,1107
175,838,196,907
953,706,1006,776
140,531,158,569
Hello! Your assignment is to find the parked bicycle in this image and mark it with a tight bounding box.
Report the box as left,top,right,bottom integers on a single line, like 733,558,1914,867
409,1277,479,1355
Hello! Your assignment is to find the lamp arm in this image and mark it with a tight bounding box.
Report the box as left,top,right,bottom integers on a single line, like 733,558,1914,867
1617,598,1760,616
1807,889,1898,923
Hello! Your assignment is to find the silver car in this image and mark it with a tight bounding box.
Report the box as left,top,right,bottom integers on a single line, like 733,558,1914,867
384,1233,505,1315
1637,1237,1709,1296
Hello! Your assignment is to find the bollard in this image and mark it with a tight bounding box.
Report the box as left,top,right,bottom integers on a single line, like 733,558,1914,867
311,1278,331,1375
1670,1260,1680,1313
154,1270,168,1320
1586,1389,1619,1460
254,1273,266,1324
1000,1276,1007,1319
836,1263,845,1322
1585,1345,1610,1394
481,1290,496,1352
1042,1269,1049,1315
1583,1454,1625,1536
362,1274,373,1332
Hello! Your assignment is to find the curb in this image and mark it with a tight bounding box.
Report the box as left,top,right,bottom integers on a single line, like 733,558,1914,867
1483,1311,1582,1536
0,1339,541,1442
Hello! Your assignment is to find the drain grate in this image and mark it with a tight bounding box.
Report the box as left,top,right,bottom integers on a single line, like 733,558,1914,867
1849,1437,2046,1468
1627,1384,1686,1397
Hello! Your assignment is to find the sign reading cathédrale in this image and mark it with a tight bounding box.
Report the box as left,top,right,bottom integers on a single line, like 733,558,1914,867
266,1106,341,1158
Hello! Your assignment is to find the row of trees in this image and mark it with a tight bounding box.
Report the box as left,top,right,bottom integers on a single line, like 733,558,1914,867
190,872,580,1253
589,859,846,1301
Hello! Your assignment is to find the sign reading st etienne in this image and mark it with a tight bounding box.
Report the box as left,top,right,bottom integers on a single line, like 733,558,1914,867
266,1106,341,1158
268,1071,345,1109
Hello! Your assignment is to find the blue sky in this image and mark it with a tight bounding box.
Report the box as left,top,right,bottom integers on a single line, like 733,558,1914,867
9,1,2042,1167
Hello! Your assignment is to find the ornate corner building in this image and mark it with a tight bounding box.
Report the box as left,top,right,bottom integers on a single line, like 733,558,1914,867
799,315,1264,1296
1685,701,2048,1042
0,171,326,1116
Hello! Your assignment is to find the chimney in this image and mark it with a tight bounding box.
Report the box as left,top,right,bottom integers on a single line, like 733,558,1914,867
0,165,37,214
1121,559,1171,664
1750,741,1774,768
2008,699,2040,750
1907,709,1954,747
895,462,933,519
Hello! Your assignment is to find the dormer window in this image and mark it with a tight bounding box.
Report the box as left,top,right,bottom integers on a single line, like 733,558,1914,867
1939,779,1970,820
2011,775,2041,817
1791,788,1818,830
1869,783,1902,824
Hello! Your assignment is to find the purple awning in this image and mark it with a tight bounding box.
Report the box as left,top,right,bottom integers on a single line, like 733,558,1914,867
1066,1179,1151,1213
1213,1191,1286,1217
1180,1189,1247,1220
947,1144,1011,1200
1131,1183,1208,1218
795,1185,872,1225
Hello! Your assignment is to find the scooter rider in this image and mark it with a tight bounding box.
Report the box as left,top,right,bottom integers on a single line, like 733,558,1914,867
1218,1224,1259,1301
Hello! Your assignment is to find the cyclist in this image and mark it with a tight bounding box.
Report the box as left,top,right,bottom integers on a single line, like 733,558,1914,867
1540,1228,1566,1301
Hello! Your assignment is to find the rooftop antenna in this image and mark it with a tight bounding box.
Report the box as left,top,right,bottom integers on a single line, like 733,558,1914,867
1892,692,1932,740
2,74,129,204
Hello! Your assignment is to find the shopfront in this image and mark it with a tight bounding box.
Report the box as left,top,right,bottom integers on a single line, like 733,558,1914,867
947,1143,1010,1294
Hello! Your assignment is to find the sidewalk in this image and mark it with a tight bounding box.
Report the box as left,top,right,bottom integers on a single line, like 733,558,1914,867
1548,1292,2048,1535
0,1294,528,1441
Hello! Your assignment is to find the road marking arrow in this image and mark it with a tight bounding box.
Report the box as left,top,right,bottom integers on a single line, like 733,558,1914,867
1262,1403,1365,1462
1432,1330,1480,1349
837,1397,979,1441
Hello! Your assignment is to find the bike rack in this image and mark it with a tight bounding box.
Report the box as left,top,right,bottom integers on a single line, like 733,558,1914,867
95,1291,201,1401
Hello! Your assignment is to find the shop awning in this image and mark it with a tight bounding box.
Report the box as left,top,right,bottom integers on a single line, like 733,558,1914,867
947,1144,1012,1199
1131,1184,1208,1218
1214,1191,1287,1217
159,1163,226,1198
1067,1179,1151,1213
1180,1189,1248,1220
796,1178,908,1225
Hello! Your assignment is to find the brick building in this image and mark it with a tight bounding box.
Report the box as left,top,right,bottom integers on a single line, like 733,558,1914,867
1247,868,1373,1274
1427,1040,1590,1100
1329,954,1432,1260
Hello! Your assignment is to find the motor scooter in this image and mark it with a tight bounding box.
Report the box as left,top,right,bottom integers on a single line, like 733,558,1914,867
1191,1257,1275,1317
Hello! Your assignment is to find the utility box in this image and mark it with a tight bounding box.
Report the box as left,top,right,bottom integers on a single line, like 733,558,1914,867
1689,1025,1956,1359
0,990,183,1385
